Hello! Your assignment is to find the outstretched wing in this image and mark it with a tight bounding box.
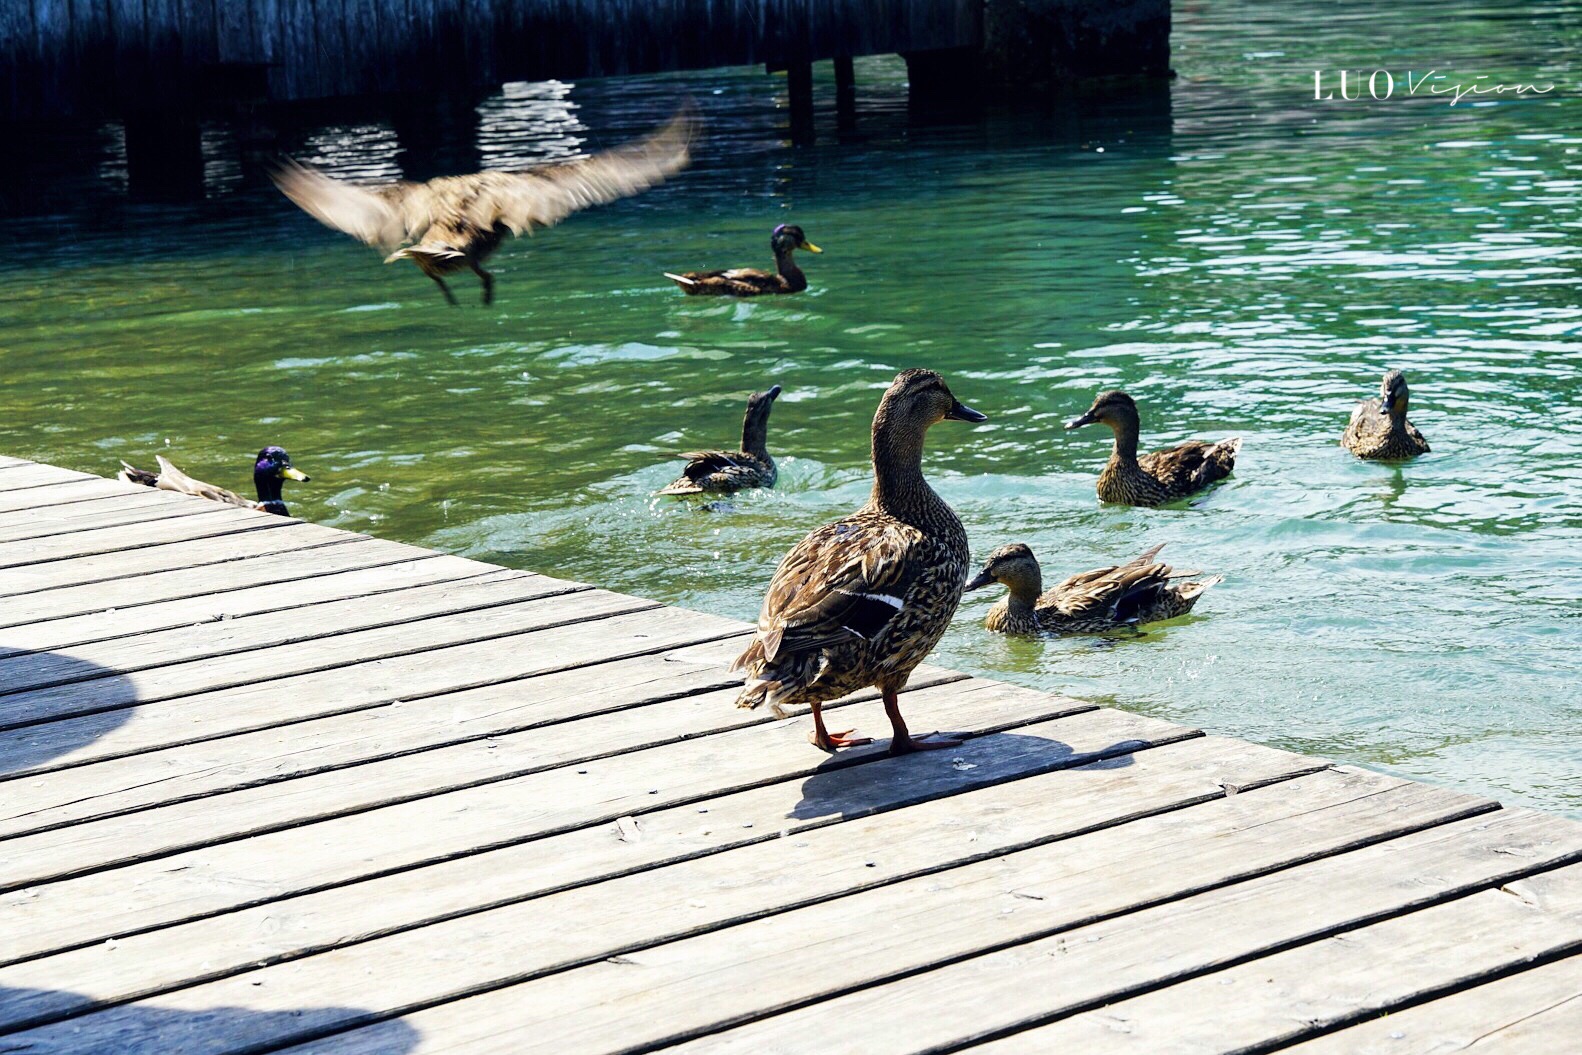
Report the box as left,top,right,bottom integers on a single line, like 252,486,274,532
271,106,696,250
743,517,925,665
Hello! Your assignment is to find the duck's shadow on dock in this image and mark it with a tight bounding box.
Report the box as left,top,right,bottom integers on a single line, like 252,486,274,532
0,649,138,776
787,730,1143,821
0,985,419,1052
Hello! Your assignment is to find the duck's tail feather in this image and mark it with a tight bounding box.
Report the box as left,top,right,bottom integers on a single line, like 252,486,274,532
655,479,704,496
118,461,159,487
385,244,466,265
663,272,696,286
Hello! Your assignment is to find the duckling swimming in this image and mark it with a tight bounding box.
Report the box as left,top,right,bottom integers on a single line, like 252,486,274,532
1343,370,1429,460
966,542,1222,635
733,369,986,754
271,108,696,305
664,225,822,296
118,447,309,517
657,386,782,496
1066,390,1240,507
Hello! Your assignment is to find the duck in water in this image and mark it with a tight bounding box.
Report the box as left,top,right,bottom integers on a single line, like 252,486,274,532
1066,390,1240,506
657,386,782,496
118,447,310,517
664,225,822,296
1342,370,1430,460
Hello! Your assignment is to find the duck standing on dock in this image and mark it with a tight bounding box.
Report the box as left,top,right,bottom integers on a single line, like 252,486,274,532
657,386,782,497
118,447,309,517
271,108,696,305
1066,390,1241,507
733,369,986,754
1343,370,1430,460
664,225,822,296
966,542,1222,635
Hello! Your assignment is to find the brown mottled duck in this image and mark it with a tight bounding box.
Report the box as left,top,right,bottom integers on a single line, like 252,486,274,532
733,369,987,754
966,542,1222,635
1343,370,1430,460
271,108,696,305
657,385,782,496
664,225,822,296
118,446,309,517
1066,390,1241,506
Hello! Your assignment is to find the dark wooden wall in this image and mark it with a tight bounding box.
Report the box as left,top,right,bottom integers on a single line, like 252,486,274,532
1,0,982,121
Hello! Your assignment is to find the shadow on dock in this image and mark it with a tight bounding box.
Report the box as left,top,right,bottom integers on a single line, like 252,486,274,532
0,651,135,776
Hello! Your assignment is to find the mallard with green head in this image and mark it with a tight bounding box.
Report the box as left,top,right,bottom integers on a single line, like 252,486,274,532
657,386,782,496
733,369,986,754
1343,370,1429,460
118,447,309,517
1067,390,1241,507
271,108,696,305
664,225,822,296
966,542,1222,635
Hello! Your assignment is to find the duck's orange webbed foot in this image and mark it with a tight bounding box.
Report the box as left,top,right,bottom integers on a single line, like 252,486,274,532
810,729,874,752
888,732,964,755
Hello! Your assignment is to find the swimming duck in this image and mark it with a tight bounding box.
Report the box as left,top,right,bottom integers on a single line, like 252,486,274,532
271,108,696,305
657,386,782,496
118,447,309,517
1066,390,1241,507
1343,370,1429,460
966,542,1222,635
733,369,986,754
664,225,822,296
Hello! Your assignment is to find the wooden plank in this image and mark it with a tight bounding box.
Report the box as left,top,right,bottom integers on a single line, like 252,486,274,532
0,505,291,571
1,604,744,779
0,463,97,492
2,729,1311,1032
971,863,1582,1054
1285,952,1582,1055
1,675,1086,958
0,579,626,730
0,476,156,515
626,809,1579,1055
0,675,1084,891
0,456,30,468
0,489,226,544
7,772,1509,1055
0,565,541,697
0,522,368,601
0,537,445,638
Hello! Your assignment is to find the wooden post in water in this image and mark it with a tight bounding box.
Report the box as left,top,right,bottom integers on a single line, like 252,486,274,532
833,57,856,133
787,61,815,146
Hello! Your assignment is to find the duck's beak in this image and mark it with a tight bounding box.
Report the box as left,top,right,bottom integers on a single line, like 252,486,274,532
946,400,988,423
964,569,995,592
1065,410,1098,429
280,466,310,482
766,385,783,400
801,241,823,254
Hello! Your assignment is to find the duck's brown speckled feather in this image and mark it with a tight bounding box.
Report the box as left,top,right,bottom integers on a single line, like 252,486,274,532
118,456,258,510
983,544,1222,635
1100,436,1241,506
657,449,776,495
1343,399,1430,459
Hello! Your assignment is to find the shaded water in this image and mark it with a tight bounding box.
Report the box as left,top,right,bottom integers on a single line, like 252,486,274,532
2,1,1578,814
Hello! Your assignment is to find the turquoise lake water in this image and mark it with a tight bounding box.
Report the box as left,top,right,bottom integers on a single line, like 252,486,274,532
2,1,1578,814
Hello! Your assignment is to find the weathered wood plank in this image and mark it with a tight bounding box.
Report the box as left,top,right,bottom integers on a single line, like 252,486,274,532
13,772,1508,1055
0,463,97,492
0,676,1085,958
0,580,630,731
0,537,447,641
0,489,224,544
0,566,541,697
1284,951,1582,1055
0,505,291,571
0,476,158,515
0,603,743,779
0,522,367,600
2,728,1309,1032
971,862,1582,1054
0,675,1080,892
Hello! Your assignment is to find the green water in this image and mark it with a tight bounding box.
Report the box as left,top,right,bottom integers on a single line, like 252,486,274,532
3,1,1578,813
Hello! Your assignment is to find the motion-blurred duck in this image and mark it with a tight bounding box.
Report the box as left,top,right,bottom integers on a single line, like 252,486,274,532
1067,390,1240,507
271,108,696,305
657,386,782,496
664,225,822,296
966,542,1222,635
1343,370,1429,460
733,369,986,754
118,447,309,517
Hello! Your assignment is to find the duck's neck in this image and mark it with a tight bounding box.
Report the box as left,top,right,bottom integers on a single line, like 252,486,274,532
1387,403,1410,436
869,413,946,525
741,414,771,460
254,470,284,506
1004,574,1044,613
1106,419,1142,470
773,247,808,292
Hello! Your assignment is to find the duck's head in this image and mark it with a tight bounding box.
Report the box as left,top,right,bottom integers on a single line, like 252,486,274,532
965,542,1042,595
1380,370,1410,417
771,224,822,256
254,446,309,486
1066,390,1139,433
877,369,988,433
741,384,782,451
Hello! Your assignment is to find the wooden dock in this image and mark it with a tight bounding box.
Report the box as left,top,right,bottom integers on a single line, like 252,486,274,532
1,452,1579,1054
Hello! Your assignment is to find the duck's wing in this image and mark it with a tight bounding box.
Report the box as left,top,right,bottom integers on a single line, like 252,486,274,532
735,516,925,667
117,461,160,488
1405,419,1430,452
1139,437,1240,491
273,107,695,251
1044,554,1173,623
1342,398,1387,448
654,449,760,495
152,456,256,509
